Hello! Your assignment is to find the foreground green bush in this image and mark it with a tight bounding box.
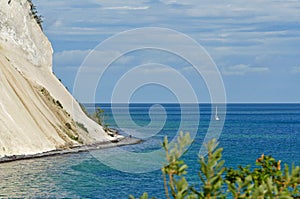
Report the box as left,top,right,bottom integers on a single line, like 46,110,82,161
130,132,300,199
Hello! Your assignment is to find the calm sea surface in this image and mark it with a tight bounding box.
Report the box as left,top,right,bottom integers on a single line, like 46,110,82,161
0,104,299,198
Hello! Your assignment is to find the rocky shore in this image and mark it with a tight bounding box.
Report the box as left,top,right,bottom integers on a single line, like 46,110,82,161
0,137,142,164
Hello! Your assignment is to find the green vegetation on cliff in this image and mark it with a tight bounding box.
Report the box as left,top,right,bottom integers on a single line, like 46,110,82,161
27,0,43,29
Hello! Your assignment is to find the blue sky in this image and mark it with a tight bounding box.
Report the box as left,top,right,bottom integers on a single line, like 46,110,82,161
34,0,300,103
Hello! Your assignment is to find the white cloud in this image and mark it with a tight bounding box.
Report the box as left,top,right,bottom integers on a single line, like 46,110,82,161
51,20,63,28
54,50,91,67
162,0,300,22
53,49,137,72
28,0,300,103
291,66,300,74
102,6,149,10
222,64,269,76
180,66,219,76
135,65,174,74
181,66,195,73
36,0,300,56
93,0,148,6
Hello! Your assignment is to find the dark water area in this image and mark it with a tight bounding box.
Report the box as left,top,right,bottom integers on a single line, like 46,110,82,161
0,104,299,198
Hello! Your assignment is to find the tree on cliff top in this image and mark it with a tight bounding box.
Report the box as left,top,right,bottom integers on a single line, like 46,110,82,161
27,0,43,30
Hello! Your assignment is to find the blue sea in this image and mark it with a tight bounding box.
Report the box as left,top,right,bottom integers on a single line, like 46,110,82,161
0,104,299,198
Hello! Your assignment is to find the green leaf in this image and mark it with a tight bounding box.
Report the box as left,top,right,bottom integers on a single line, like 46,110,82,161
129,195,135,199
140,192,149,199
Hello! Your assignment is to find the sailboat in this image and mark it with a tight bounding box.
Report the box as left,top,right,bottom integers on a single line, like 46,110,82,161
215,106,220,121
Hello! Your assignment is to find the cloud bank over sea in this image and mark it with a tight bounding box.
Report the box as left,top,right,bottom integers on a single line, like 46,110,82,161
34,0,300,103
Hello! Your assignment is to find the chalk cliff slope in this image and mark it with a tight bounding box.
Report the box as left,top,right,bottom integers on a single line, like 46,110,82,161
0,0,111,157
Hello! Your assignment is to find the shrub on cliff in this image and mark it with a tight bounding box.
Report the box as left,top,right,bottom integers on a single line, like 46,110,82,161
79,104,110,132
130,132,300,199
27,0,43,30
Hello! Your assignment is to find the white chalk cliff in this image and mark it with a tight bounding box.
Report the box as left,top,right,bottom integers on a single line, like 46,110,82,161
0,0,112,157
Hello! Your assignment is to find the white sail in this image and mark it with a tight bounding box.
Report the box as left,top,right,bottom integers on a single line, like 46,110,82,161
215,106,220,121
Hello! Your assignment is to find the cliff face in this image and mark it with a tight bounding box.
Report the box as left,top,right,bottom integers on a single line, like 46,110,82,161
0,0,110,157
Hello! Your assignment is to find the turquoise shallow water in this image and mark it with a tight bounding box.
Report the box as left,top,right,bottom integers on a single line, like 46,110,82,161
0,104,299,198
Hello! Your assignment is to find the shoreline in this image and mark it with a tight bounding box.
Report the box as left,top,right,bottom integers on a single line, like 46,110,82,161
0,137,142,164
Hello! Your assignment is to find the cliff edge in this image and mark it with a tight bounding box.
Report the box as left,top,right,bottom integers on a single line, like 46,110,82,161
0,0,114,157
